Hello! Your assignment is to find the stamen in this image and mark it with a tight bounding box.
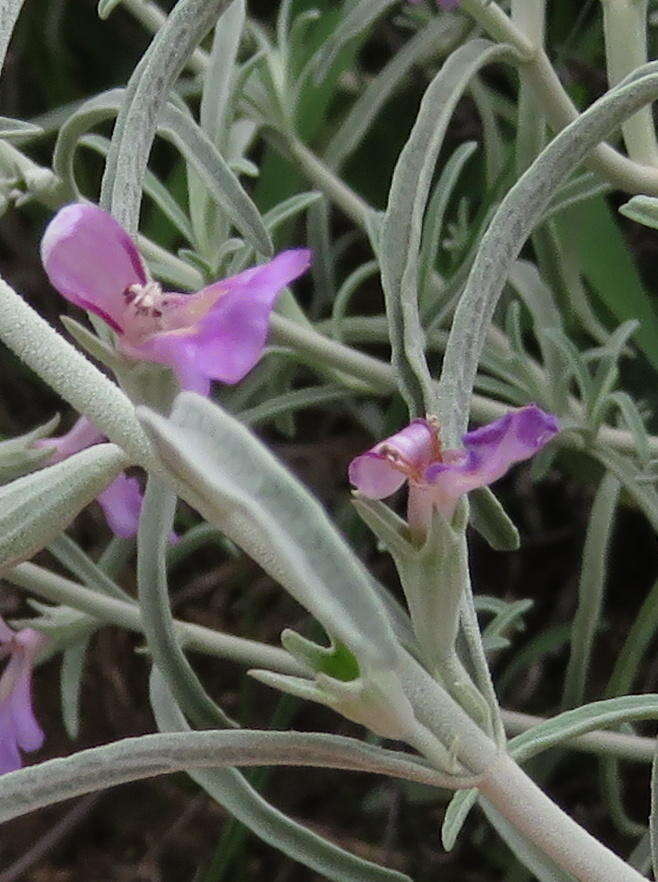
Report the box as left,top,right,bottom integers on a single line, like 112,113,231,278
122,282,166,320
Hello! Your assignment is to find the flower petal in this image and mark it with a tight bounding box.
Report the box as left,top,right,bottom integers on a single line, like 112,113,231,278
348,452,408,499
425,405,559,510
96,473,143,539
349,419,439,499
0,710,22,774
191,248,312,384
127,249,311,390
41,203,146,331
35,416,104,464
8,667,44,752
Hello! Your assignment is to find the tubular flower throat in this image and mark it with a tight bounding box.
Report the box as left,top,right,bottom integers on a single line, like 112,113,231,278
41,203,311,396
0,618,46,775
349,404,559,533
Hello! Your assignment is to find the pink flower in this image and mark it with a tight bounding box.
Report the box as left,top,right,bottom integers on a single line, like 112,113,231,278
0,617,46,775
41,204,311,396
349,405,559,533
35,417,165,540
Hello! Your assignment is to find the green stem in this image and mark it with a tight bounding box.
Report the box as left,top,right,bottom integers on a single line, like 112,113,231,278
7,562,657,766
600,0,658,166
478,753,646,882
5,561,305,676
457,0,658,195
281,134,372,229
502,709,656,764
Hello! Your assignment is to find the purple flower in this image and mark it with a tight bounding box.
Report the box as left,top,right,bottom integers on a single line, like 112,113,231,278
41,204,311,395
35,416,167,540
0,617,46,775
349,405,559,533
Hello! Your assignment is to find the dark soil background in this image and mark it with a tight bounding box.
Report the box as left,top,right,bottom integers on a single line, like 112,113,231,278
0,1,657,880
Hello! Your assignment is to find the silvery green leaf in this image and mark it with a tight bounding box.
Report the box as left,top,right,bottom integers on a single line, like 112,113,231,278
262,190,322,232
101,0,229,233
562,472,620,710
444,695,658,852
360,502,469,676
48,533,129,602
139,394,398,667
331,261,380,340
608,391,651,467
138,478,236,729
620,194,658,230
60,315,123,371
482,599,533,646
189,0,246,256
418,141,478,305
594,447,658,534
313,0,397,82
649,741,658,878
380,40,512,417
438,61,658,444
80,133,194,242
0,117,43,141
97,0,123,18
149,669,415,882
159,103,271,256
509,694,658,764
0,444,128,572
0,415,59,484
280,630,359,681
12,600,96,659
468,487,520,552
239,384,352,427
251,665,419,742
0,0,26,75
307,198,335,313
200,0,244,149
442,788,479,850
351,490,410,545
544,171,611,221
61,636,90,740
55,85,270,257
481,634,511,652
326,15,466,169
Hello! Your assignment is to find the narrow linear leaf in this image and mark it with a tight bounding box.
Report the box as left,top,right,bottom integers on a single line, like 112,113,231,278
438,61,658,443
60,636,91,740
0,444,128,572
313,0,397,82
651,738,658,879
326,15,466,169
468,487,520,551
150,670,415,882
0,117,43,141
562,472,620,710
380,39,512,417
101,0,228,233
139,393,398,667
0,0,26,75
138,478,235,729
